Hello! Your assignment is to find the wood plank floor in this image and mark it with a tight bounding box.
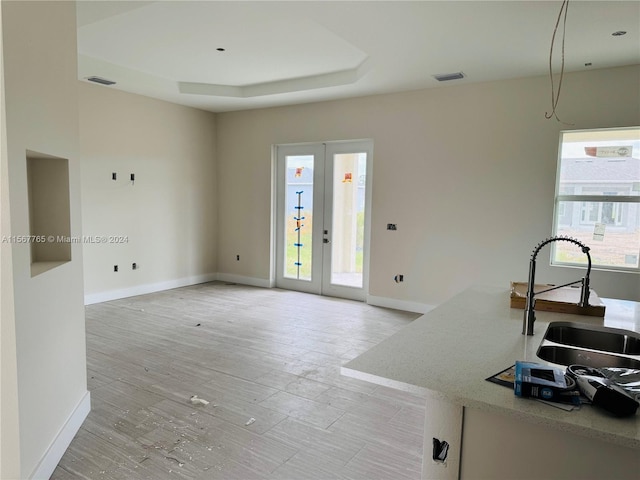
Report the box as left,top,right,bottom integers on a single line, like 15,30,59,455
52,282,425,480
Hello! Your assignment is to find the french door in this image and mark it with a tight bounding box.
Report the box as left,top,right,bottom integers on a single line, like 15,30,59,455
275,140,372,301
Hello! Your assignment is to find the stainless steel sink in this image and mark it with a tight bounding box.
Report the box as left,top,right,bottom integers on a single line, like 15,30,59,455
537,321,640,368
543,322,640,355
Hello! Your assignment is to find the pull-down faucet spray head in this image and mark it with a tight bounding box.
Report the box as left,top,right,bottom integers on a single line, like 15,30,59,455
523,236,592,336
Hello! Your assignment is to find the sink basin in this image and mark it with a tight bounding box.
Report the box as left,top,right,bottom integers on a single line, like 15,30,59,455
543,322,640,355
537,345,640,369
537,321,640,368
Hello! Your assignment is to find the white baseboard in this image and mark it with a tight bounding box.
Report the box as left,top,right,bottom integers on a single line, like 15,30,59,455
84,273,432,315
84,273,218,305
216,273,274,288
215,276,433,314
366,294,435,314
30,391,91,480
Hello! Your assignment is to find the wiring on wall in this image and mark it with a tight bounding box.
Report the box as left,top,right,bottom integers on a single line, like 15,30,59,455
545,0,573,124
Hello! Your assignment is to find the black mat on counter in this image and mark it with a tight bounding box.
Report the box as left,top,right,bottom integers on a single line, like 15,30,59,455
486,364,515,389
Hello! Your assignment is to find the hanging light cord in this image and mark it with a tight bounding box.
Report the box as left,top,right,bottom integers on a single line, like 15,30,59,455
545,0,573,124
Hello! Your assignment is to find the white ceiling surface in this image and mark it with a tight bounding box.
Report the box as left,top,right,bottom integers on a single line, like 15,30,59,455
76,1,640,113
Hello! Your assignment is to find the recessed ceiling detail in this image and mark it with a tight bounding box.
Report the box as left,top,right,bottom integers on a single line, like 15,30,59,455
77,2,367,86
178,59,369,98
76,1,640,112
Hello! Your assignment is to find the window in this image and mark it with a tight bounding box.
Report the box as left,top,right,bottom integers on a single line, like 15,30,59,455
552,127,640,272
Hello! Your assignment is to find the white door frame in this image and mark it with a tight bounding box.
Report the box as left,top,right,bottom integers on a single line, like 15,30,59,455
273,140,373,301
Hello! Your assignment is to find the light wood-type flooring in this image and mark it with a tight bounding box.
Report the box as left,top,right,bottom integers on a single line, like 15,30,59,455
52,282,425,479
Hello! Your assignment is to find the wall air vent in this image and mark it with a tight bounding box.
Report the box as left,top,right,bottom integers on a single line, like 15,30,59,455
433,72,465,82
86,76,116,86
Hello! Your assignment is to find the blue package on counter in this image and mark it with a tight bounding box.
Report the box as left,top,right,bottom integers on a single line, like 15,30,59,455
514,361,580,405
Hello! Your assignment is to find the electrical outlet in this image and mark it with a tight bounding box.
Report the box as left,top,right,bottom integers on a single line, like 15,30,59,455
132,262,137,270
112,172,117,180
236,255,240,261
394,274,404,283
130,173,135,182
387,224,397,231
114,265,118,272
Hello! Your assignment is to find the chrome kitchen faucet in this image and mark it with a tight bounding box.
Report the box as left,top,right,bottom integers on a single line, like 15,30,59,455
523,236,592,335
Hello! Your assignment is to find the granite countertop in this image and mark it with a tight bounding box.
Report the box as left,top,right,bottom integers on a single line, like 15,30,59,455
342,284,640,449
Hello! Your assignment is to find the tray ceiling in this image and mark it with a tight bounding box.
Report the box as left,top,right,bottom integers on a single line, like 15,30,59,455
77,1,640,112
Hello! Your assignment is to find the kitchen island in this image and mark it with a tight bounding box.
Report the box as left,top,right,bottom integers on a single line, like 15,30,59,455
342,285,640,479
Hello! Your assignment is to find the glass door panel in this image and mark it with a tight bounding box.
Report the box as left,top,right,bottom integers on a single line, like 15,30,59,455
276,144,324,295
330,152,367,288
284,155,314,281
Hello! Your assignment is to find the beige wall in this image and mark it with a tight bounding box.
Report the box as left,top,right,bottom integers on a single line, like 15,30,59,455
79,83,217,300
1,1,86,477
0,2,21,477
216,65,640,305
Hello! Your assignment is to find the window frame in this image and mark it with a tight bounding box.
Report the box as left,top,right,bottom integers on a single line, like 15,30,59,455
551,127,640,273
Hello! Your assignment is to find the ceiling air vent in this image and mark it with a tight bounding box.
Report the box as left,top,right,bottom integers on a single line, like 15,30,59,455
86,76,116,86
433,72,465,82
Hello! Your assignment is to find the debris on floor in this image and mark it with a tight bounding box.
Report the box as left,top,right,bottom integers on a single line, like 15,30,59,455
165,456,184,467
244,417,256,426
190,395,209,405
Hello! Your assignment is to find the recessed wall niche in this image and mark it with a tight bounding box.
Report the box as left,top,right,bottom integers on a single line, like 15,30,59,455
26,150,72,276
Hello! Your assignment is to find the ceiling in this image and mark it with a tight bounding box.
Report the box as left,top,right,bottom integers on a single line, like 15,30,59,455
76,1,640,113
